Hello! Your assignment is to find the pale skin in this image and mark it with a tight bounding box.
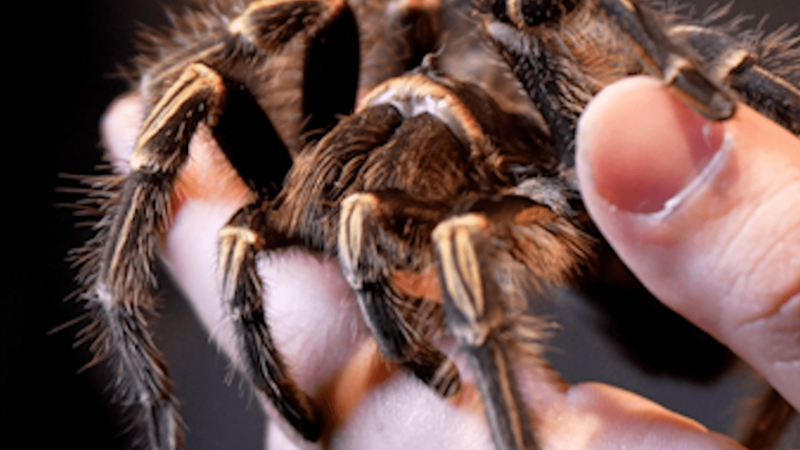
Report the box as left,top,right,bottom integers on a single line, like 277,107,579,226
101,76,799,449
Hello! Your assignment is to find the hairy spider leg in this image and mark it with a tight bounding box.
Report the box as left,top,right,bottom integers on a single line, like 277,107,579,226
357,0,443,95
82,0,359,447
594,0,736,119
339,191,462,397
664,24,800,136
218,201,323,440
91,62,227,450
433,196,594,450
594,0,800,136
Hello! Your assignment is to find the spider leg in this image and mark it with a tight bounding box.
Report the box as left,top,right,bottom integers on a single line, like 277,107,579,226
83,62,228,450
218,201,322,441
432,195,594,450
591,0,800,135
288,0,360,143
591,0,736,120
664,25,800,136
82,285,180,450
339,191,461,397
358,0,442,94
110,62,225,288
480,4,583,168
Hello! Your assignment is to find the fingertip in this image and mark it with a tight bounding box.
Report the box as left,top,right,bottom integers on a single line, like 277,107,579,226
101,93,144,173
576,77,800,409
576,76,725,216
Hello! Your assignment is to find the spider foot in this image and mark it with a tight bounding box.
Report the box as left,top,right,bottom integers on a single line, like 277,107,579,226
432,195,594,450
219,201,323,441
82,281,182,450
339,191,461,398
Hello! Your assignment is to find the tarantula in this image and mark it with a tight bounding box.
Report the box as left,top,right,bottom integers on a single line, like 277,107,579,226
72,0,799,449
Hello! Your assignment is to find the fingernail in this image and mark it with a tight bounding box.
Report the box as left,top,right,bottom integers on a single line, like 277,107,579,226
580,80,729,216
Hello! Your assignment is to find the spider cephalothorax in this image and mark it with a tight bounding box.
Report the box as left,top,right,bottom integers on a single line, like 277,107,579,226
73,0,799,449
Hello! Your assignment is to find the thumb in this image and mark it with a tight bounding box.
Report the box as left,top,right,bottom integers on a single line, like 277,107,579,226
575,76,800,408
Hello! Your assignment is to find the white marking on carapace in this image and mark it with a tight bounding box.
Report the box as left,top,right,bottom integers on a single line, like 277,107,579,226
359,73,488,150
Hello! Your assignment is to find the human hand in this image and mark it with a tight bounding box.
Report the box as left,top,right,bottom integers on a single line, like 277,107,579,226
576,76,800,413
99,78,775,449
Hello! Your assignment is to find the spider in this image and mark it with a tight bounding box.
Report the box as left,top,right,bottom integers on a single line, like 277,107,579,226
71,0,800,449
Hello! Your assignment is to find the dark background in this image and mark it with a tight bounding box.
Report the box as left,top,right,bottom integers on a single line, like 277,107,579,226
8,0,799,449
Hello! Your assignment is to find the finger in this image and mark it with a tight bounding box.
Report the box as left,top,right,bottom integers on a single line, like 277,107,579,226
547,382,744,450
101,93,143,173
575,76,800,408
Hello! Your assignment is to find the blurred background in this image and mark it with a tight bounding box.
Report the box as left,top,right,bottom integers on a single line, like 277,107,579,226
9,0,799,449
